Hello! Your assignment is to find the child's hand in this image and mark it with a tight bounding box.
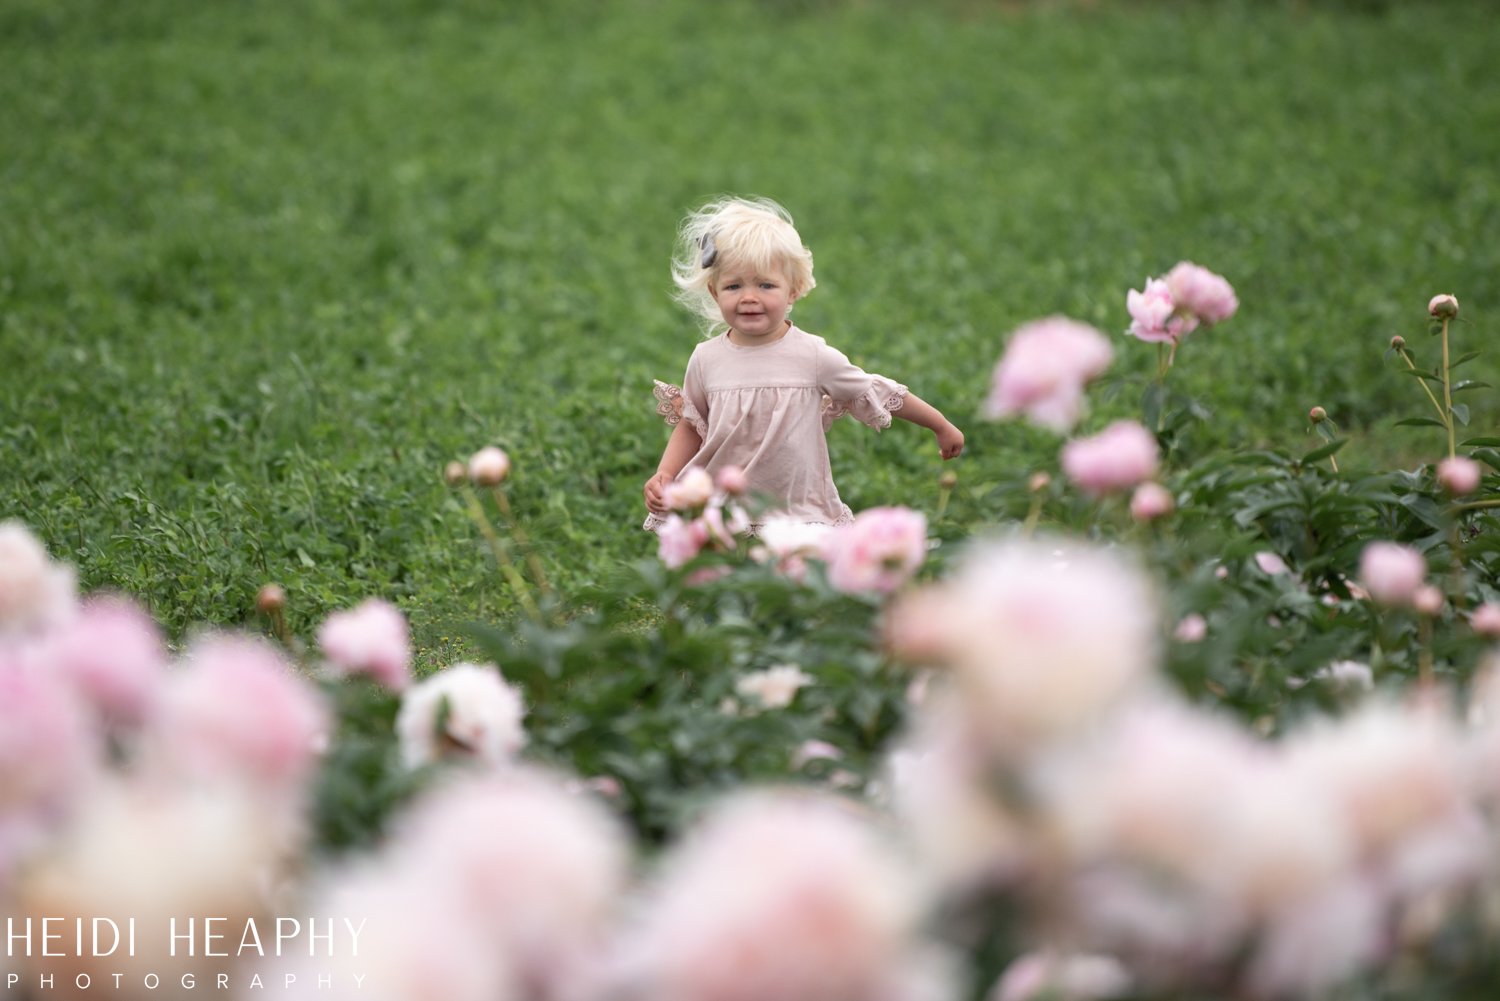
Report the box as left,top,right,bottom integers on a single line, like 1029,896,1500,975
644,471,673,515
935,422,965,460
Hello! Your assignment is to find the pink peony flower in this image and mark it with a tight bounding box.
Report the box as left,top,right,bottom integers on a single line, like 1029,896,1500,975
1126,278,1197,343
395,662,526,769
1254,551,1291,576
1164,261,1239,325
1428,294,1459,319
265,864,510,1001
1470,602,1500,637
388,768,630,999
823,506,928,594
149,633,330,793
14,777,287,987
1437,456,1481,496
735,664,814,710
1413,585,1445,616
0,666,99,876
1061,421,1160,496
985,317,1115,433
1285,701,1485,901
467,446,511,486
991,952,1132,1001
1313,660,1374,692
615,790,930,1001
39,596,168,727
716,465,749,495
657,514,710,569
663,467,714,511
908,536,1160,751
753,518,832,582
1129,482,1174,522
792,739,844,769
317,597,413,690
1173,613,1207,643
0,521,78,638
1358,542,1428,606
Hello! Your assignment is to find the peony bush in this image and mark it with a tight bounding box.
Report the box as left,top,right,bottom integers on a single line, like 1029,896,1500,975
3,283,1500,1001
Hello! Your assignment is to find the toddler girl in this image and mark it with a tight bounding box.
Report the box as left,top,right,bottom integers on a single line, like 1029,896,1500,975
644,196,964,532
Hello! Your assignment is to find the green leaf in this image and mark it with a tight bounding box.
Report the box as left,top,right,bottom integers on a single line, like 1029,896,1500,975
1451,380,1491,393
1450,350,1481,369
1399,494,1446,530
1399,368,1443,384
1141,382,1167,432
1452,402,1471,426
1301,439,1347,464
1460,437,1500,447
1394,417,1448,429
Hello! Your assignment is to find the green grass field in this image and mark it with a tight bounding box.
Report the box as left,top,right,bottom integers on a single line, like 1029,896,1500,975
4,0,1499,665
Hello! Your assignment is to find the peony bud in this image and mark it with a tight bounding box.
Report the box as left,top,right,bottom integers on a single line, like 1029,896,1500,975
255,584,286,615
468,447,511,486
1437,456,1482,496
1389,335,1406,351
443,461,467,487
1359,541,1427,606
1471,602,1500,637
715,465,749,496
939,470,959,490
1027,472,1052,493
1129,482,1175,522
1428,294,1459,319
1309,406,1328,423
1413,585,1444,617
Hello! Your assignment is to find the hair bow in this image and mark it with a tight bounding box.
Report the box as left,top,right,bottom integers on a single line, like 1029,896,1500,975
698,232,717,269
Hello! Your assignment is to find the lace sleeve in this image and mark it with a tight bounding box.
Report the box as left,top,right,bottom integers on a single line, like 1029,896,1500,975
653,381,708,438
820,380,908,432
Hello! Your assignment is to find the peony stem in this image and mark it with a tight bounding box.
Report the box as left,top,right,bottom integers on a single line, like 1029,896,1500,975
1021,492,1044,538
1417,612,1434,690
491,486,553,598
461,486,542,623
1398,346,1449,428
1441,316,1456,461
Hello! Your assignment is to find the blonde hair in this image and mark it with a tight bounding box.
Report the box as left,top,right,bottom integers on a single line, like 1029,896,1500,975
670,195,817,336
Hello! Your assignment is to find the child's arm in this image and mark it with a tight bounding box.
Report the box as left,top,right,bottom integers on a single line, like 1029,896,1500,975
644,421,704,515
892,393,965,460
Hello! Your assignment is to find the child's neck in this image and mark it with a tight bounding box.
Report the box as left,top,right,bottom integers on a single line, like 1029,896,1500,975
727,320,792,347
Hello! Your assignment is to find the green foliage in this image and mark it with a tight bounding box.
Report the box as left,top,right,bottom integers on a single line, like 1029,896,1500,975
467,556,906,842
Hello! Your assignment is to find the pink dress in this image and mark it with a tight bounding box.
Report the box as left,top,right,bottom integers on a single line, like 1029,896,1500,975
645,325,908,532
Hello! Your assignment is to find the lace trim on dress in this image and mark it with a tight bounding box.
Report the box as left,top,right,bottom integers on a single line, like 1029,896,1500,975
653,381,708,438
642,509,855,537
820,384,909,433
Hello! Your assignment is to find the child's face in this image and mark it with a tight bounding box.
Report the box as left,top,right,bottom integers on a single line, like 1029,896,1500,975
711,263,797,341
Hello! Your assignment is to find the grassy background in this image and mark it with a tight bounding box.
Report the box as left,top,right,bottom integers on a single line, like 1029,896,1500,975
3,0,1498,665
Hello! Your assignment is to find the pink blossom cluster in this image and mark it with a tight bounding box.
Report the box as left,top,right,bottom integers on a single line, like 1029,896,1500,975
658,487,931,596
1061,421,1161,497
1127,261,1238,343
395,661,527,769
656,467,754,569
986,317,1114,433
0,528,342,985
822,507,929,595
886,532,1500,999
317,597,413,690
611,790,945,1001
